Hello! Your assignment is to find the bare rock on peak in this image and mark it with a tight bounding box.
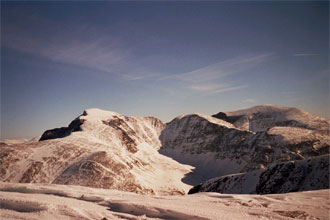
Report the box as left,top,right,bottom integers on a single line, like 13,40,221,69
39,118,85,141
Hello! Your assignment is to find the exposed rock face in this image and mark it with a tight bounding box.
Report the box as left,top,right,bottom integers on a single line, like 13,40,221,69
188,154,329,194
211,112,241,124
53,151,154,194
39,118,85,141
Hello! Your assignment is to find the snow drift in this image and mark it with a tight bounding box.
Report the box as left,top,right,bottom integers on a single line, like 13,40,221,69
0,182,329,220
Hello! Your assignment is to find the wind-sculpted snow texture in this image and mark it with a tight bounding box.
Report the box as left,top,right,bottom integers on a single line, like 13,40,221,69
1,182,329,220
188,154,329,194
0,109,193,195
159,105,329,186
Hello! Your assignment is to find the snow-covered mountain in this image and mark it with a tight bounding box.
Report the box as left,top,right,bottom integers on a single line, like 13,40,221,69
159,104,329,185
1,105,329,195
214,104,329,132
1,108,193,195
188,154,329,194
0,137,39,146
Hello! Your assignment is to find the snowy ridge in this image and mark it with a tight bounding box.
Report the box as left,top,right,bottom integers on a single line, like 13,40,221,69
0,137,39,146
221,104,330,132
188,154,329,194
226,104,293,116
172,113,236,129
0,138,29,145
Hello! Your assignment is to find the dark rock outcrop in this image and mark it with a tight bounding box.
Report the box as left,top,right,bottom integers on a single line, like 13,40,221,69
211,112,241,124
39,118,85,141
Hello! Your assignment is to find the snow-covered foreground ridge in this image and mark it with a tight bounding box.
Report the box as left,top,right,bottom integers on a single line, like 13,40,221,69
0,182,329,220
0,105,329,195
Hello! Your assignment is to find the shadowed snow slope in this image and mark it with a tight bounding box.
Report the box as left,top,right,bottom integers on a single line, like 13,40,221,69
0,182,329,220
159,106,329,186
188,154,329,194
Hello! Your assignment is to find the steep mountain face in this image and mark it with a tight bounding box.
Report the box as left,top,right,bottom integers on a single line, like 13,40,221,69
159,114,253,185
0,109,193,195
159,105,329,185
188,154,329,194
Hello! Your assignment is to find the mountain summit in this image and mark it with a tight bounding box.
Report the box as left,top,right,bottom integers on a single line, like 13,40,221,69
1,105,329,195
1,108,192,195
213,104,329,132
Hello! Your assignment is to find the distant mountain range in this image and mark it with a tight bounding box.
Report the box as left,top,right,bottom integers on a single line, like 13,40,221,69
1,105,329,195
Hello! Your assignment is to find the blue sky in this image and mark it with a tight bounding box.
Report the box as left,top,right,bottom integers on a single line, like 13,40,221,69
1,1,329,138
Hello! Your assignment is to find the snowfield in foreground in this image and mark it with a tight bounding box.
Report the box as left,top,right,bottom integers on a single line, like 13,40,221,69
0,182,329,220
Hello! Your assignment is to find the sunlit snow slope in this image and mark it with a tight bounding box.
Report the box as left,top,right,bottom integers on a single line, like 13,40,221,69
1,109,192,195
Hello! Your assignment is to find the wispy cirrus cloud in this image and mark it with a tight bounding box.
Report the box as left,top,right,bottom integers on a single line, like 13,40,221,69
3,23,162,82
1,11,144,80
242,98,256,103
293,53,319,57
189,83,248,94
3,25,129,75
163,54,273,94
190,83,226,92
173,53,273,83
121,71,160,81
